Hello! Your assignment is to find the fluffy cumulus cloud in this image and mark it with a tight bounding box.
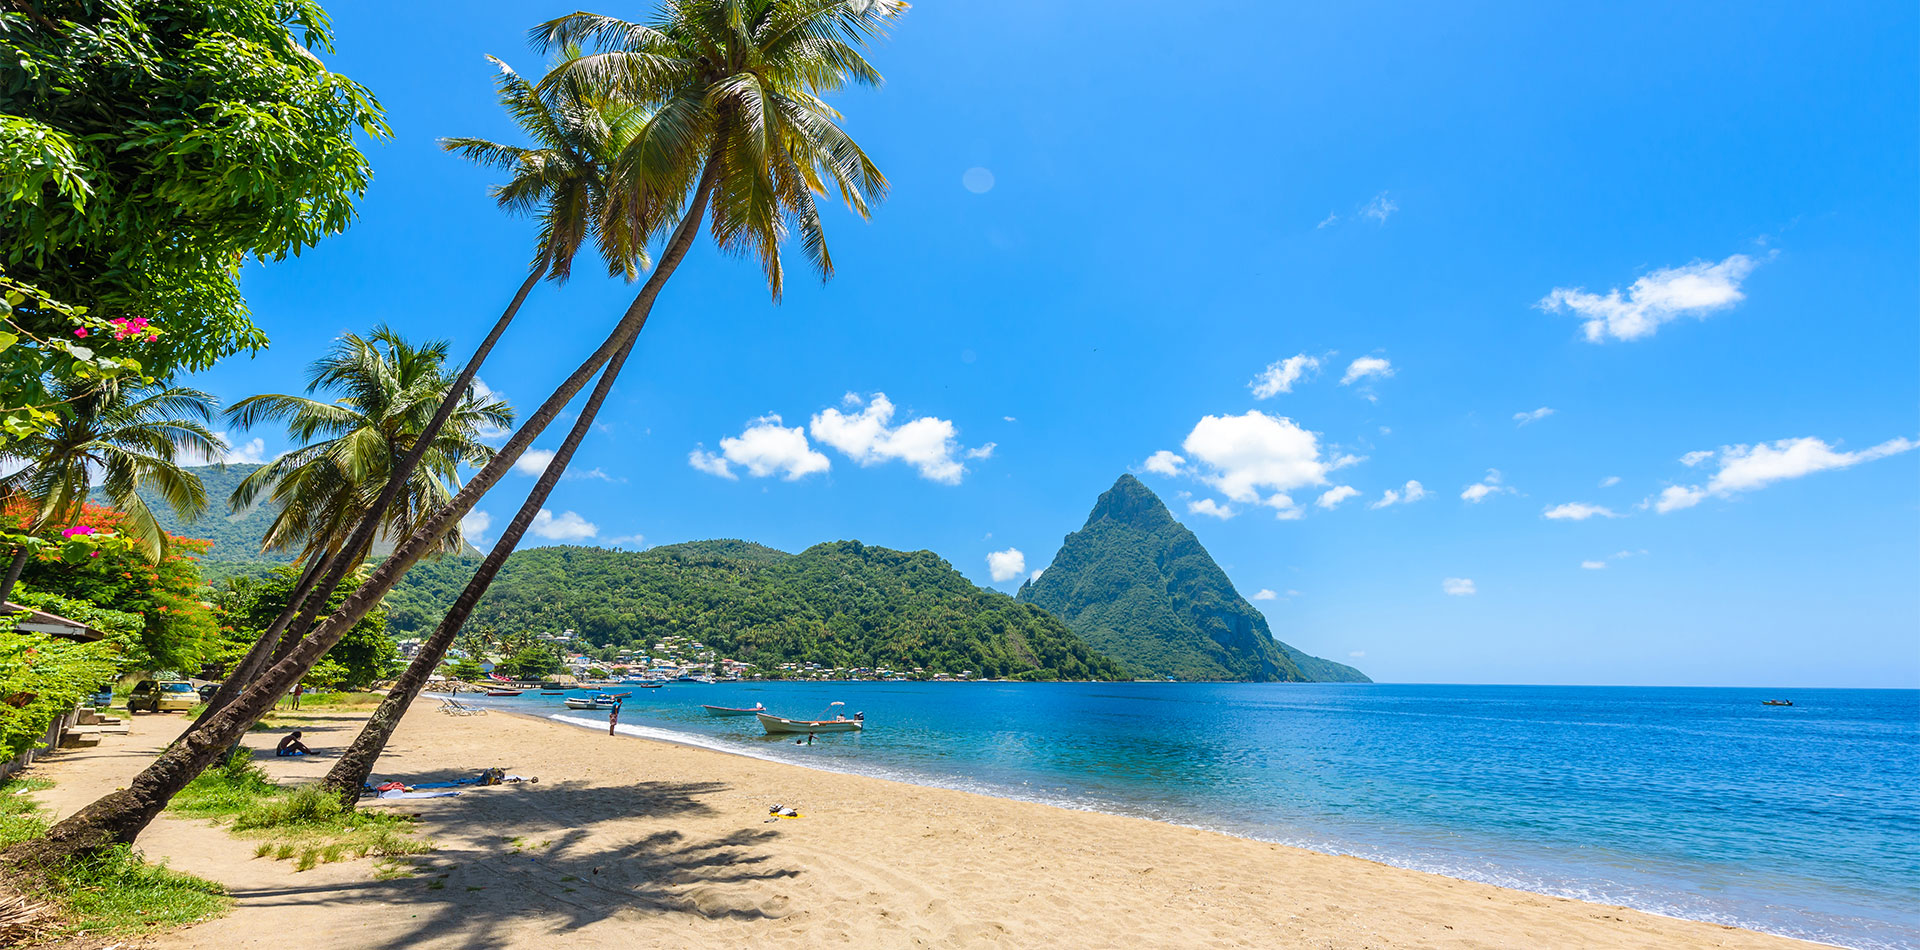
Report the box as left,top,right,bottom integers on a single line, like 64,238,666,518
1514,407,1555,426
1249,354,1321,398
1543,502,1621,520
1171,411,1337,520
985,547,1026,583
1316,485,1360,510
513,448,556,476
1442,577,1476,596
1340,356,1394,386
1369,480,1428,509
182,430,267,466
1539,253,1759,343
810,393,987,484
529,509,597,541
690,415,831,481
1187,498,1236,519
1653,435,1917,513
459,510,492,542
1252,589,1278,601
1359,192,1398,223
1460,469,1514,503
1142,450,1186,476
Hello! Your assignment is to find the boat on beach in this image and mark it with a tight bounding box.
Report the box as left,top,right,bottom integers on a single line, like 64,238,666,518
758,701,864,734
1763,699,1794,706
701,703,765,717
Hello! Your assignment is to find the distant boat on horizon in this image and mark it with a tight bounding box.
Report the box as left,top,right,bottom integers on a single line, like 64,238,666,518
1763,699,1794,706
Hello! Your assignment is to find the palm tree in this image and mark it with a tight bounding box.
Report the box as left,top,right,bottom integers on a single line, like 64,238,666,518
227,327,511,567
321,0,902,803
0,380,223,605
17,0,902,860
188,62,650,727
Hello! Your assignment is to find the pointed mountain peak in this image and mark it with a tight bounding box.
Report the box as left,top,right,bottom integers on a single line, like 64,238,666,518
1085,474,1176,529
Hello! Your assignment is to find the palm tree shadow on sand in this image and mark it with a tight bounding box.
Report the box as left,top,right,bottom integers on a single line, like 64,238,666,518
221,779,800,949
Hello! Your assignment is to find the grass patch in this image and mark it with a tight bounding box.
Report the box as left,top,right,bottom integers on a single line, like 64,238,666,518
1,776,229,940
283,691,385,709
169,751,431,871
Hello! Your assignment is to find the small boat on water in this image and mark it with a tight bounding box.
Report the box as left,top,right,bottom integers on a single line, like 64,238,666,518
486,689,523,697
539,691,566,695
758,701,864,734
701,703,766,717
636,682,664,689
563,693,622,710
1763,699,1794,706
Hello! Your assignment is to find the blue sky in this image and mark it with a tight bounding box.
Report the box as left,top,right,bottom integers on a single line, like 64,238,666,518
191,0,1918,688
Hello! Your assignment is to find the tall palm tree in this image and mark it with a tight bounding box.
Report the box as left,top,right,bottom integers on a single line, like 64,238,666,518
0,380,222,605
227,327,511,567
188,61,653,727
322,0,902,803
18,0,902,860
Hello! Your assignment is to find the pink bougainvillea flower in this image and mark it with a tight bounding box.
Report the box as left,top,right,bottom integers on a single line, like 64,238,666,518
61,525,95,538
73,328,88,337
89,551,100,557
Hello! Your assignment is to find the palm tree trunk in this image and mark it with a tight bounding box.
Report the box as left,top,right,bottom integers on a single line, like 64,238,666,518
0,545,28,609
322,332,640,805
5,159,719,864
186,262,548,732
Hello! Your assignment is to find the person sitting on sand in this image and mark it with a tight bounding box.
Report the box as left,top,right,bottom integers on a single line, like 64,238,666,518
276,731,315,757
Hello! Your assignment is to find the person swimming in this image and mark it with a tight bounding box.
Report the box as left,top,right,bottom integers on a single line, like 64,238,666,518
275,731,315,757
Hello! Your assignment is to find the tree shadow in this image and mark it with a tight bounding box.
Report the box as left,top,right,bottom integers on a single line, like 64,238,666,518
210,778,802,948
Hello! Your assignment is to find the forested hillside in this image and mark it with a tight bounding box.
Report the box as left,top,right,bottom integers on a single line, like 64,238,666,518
1019,475,1370,683
386,540,1128,681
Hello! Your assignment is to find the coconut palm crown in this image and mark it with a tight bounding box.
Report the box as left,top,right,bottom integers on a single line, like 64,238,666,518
225,326,513,567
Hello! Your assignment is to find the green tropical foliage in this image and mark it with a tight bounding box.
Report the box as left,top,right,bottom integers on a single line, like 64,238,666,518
0,0,388,387
0,381,222,557
1018,475,1371,683
9,502,218,672
225,327,512,566
210,567,398,691
0,630,118,761
387,540,1126,681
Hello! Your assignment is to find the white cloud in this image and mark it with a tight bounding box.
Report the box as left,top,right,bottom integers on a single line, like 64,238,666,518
1654,435,1917,513
513,448,556,476
1514,407,1555,426
1177,411,1334,508
1370,480,1428,509
1316,212,1339,229
1003,416,1017,423
460,510,492,542
1599,475,1622,488
1581,560,1607,570
1250,354,1320,398
529,509,597,541
1142,450,1186,477
1029,568,1045,583
1348,650,1366,659
1287,589,1301,597
470,377,512,441
182,430,268,466
962,166,995,194
1359,192,1398,223
964,443,996,460
1252,589,1278,601
1316,485,1360,509
1543,502,1621,520
1539,253,1759,343
690,414,831,482
1460,469,1514,503
1187,498,1236,519
1340,356,1394,386
986,547,1026,582
1442,577,1476,596
566,467,622,483
810,393,985,484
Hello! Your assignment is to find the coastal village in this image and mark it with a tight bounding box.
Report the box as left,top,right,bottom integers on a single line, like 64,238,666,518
406,631,974,683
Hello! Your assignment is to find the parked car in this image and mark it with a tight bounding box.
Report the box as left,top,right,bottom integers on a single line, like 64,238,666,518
127,679,198,713
87,687,113,708
198,683,220,702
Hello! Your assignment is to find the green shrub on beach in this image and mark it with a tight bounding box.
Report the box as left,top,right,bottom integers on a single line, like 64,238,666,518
170,750,429,869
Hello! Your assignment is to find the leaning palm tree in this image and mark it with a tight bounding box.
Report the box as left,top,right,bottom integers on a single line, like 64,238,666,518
227,327,511,567
187,61,652,728
321,0,901,804
18,0,902,861
0,380,223,605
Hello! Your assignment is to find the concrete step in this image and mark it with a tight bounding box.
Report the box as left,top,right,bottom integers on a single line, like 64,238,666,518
57,732,102,749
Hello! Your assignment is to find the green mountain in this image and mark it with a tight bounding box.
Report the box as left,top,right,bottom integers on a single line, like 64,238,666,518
98,464,479,583
384,540,1127,681
1017,474,1369,683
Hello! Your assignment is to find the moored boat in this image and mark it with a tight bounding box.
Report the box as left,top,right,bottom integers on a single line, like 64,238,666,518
1763,699,1794,706
563,693,622,710
486,689,523,697
757,701,864,734
702,703,765,717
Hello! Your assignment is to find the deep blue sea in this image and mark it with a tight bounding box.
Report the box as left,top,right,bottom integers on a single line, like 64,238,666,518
461,683,1919,949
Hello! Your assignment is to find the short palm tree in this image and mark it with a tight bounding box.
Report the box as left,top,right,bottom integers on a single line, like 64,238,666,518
226,326,513,568
0,380,222,604
28,0,905,853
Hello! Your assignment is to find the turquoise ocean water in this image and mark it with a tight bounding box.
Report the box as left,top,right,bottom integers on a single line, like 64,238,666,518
461,683,1918,948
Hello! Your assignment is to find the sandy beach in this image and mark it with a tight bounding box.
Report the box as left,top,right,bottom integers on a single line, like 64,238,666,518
25,704,1828,950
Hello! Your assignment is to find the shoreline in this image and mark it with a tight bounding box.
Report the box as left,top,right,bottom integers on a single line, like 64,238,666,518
32,704,1842,950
